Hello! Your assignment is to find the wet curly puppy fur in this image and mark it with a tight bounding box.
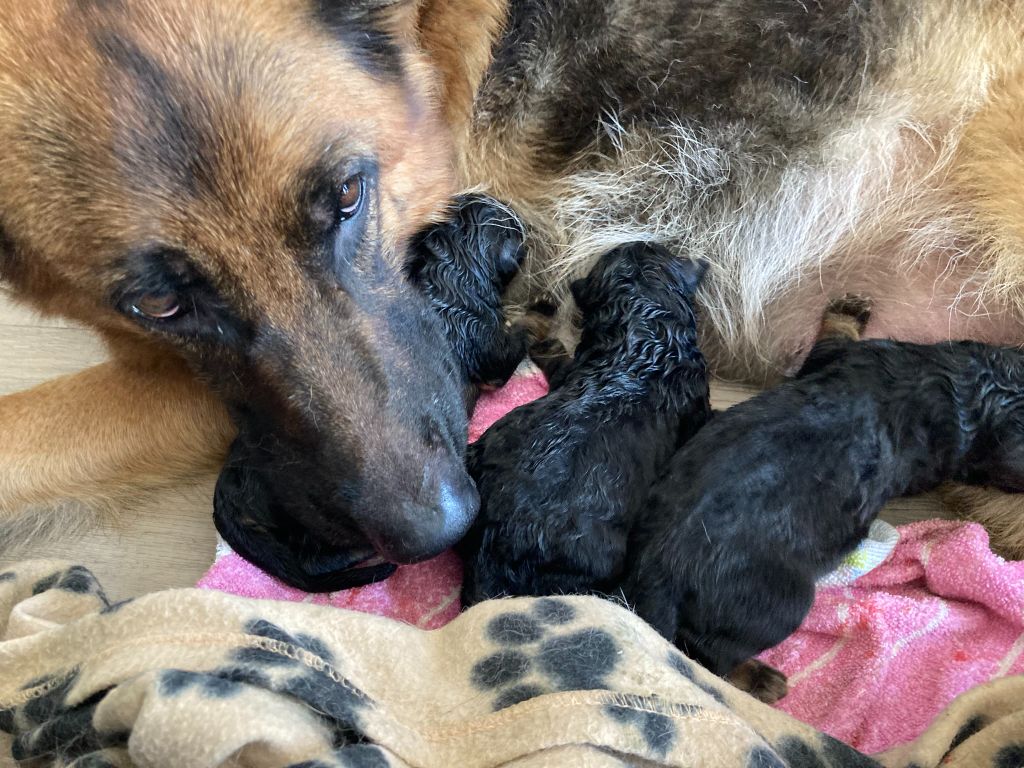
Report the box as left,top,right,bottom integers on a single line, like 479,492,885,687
624,309,1024,701
460,242,711,605
408,193,531,408
214,195,529,592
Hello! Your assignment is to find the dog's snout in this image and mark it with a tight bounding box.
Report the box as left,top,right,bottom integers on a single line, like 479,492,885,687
372,458,479,563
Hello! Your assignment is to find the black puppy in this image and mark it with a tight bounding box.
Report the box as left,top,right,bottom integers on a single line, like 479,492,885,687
461,241,712,605
214,194,529,592
408,193,532,408
624,308,1024,701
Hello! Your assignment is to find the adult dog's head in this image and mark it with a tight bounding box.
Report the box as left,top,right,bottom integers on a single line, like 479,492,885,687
0,1,478,573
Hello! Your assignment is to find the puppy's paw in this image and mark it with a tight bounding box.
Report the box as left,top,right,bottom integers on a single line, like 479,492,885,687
821,294,872,341
726,659,788,704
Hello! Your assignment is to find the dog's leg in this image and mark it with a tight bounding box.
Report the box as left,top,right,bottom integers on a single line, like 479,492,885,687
940,485,1024,561
528,338,574,388
0,356,234,527
516,299,575,387
726,659,789,705
796,295,873,379
819,294,872,342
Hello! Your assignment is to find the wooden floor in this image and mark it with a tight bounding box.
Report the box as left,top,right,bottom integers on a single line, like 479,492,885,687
0,289,947,602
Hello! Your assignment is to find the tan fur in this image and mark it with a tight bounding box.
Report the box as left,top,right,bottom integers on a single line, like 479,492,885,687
940,485,1024,561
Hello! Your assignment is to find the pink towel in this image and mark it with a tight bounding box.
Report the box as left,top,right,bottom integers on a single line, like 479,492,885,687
197,365,550,628
759,519,1024,753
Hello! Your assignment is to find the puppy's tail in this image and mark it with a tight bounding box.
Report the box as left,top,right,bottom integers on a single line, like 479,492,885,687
819,294,872,342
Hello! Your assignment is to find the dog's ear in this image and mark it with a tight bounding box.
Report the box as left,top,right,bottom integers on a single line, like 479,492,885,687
569,277,591,311
665,257,709,295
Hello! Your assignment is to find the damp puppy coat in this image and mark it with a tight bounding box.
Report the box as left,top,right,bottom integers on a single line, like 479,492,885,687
461,242,711,605
624,335,1024,688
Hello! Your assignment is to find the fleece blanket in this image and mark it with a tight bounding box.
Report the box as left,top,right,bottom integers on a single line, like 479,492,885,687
3,560,1024,768
760,520,1024,754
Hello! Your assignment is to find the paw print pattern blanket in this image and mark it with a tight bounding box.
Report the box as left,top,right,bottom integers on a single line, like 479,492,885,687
2,561,1023,767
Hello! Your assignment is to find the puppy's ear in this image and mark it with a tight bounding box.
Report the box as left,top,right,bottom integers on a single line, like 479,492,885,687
459,194,526,283
666,257,709,294
493,234,525,284
569,277,594,312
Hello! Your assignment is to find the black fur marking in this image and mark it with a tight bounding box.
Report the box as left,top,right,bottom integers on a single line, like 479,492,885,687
0,223,24,286
536,628,619,691
112,246,251,346
72,0,126,14
471,650,532,689
312,1,403,81
91,30,222,198
604,705,678,757
493,684,547,711
0,570,16,582
214,457,397,594
476,0,896,171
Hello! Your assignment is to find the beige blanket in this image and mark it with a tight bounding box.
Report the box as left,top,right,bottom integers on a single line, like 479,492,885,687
1,561,1022,767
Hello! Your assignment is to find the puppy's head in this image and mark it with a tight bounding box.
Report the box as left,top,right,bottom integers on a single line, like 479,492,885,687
0,1,477,576
571,242,708,335
408,194,527,389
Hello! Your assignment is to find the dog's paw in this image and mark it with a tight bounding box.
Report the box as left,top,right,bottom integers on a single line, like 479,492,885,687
821,294,872,341
726,659,788,704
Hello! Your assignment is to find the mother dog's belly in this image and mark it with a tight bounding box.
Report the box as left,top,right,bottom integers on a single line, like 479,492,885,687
858,273,1022,346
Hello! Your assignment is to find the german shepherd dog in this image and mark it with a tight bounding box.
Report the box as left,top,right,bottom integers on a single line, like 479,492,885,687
2,1,1024,583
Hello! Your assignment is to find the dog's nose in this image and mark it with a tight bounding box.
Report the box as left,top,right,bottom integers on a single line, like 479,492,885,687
374,461,480,563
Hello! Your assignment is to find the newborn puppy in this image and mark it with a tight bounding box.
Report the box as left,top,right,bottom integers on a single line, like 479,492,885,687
215,194,529,592
461,242,712,604
624,305,1024,702
408,193,530,408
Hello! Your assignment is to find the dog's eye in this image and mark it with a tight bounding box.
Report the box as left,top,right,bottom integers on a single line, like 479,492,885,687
338,174,363,220
131,292,181,320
